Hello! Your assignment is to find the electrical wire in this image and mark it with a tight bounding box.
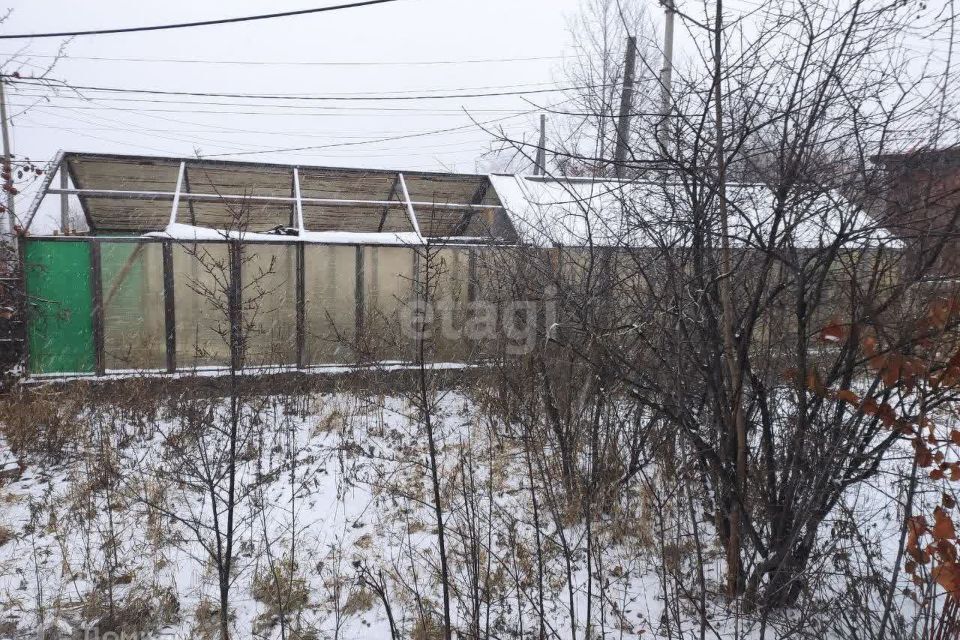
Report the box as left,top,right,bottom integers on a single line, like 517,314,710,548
8,77,608,102
0,0,408,40
0,52,567,67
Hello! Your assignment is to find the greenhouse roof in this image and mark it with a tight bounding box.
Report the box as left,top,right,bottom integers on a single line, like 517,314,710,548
24,152,515,244
23,151,895,250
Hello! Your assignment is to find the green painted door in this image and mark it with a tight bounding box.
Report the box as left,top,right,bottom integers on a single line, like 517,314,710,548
24,240,94,374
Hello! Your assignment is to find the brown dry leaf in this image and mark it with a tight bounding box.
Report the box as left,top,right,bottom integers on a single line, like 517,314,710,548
819,322,844,343
933,562,960,600
933,507,957,541
836,389,859,404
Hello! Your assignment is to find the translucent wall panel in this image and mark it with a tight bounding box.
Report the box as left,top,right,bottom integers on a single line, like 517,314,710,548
363,247,414,361
304,245,356,364
429,248,473,361
241,244,297,367
173,242,232,368
101,241,166,371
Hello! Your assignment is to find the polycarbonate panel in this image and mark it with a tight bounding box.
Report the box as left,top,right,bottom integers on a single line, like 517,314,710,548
304,245,357,364
241,244,297,367
429,248,473,361
101,241,166,371
363,246,414,361
173,242,232,368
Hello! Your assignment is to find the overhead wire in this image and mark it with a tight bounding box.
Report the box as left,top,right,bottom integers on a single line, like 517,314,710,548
0,52,568,67
0,0,408,39
7,77,611,102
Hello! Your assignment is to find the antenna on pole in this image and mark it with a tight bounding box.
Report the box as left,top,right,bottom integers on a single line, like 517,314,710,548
534,113,547,175
613,35,638,179
657,0,676,154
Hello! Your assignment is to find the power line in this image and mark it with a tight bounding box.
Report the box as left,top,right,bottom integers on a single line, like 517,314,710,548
0,52,567,67
8,77,598,102
199,108,555,158
0,0,407,40
9,82,562,106
7,101,533,118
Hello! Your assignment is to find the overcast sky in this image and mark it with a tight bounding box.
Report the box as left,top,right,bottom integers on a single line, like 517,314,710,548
1,0,594,175
3,0,952,231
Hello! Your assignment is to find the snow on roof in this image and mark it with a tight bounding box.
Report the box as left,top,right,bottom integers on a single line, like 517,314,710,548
146,223,425,246
489,175,899,250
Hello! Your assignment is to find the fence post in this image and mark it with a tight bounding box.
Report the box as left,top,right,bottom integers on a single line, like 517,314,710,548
354,246,364,362
90,239,105,376
296,242,305,368
162,241,176,373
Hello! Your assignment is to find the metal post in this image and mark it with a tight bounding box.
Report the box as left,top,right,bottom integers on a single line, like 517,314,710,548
162,241,176,373
354,246,364,360
59,169,70,234
658,1,676,152
293,167,305,233
90,240,105,375
397,172,423,239
168,161,186,228
614,35,638,178
535,114,547,175
0,77,15,251
296,242,305,368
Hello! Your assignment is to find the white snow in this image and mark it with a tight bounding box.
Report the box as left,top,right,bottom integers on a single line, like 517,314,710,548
490,174,900,250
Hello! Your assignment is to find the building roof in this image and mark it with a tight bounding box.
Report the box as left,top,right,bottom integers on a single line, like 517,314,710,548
25,151,896,249
491,174,898,249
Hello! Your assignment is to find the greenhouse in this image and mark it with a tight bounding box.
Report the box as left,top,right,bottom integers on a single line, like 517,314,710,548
18,152,525,377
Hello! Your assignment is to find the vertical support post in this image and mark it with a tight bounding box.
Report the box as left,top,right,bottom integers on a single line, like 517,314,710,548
0,76,15,252
59,169,70,234
229,241,242,371
90,239,105,375
18,235,29,374
614,35,638,178
296,242,306,368
535,114,547,175
354,246,364,361
467,248,477,303
162,241,176,373
168,161,186,228
658,1,676,152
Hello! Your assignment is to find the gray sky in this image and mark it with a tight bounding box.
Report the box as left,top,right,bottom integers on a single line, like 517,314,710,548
1,0,589,177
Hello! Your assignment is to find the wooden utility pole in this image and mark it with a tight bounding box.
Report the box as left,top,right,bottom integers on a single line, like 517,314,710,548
0,76,15,249
613,35,637,178
535,113,547,175
658,1,676,151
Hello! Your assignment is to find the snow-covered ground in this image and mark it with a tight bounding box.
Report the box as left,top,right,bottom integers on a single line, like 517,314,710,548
0,388,929,639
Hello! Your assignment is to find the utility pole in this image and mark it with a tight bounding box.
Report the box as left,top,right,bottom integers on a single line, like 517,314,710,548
0,76,14,250
658,0,676,153
534,113,547,175
613,35,637,179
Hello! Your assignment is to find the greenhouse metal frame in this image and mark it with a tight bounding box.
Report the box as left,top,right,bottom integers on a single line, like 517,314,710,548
18,152,518,377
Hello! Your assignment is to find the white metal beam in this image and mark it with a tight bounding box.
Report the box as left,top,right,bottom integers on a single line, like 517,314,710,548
22,150,65,233
44,187,500,211
293,167,305,233
396,172,422,239
168,161,186,228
